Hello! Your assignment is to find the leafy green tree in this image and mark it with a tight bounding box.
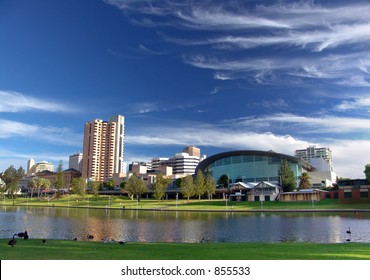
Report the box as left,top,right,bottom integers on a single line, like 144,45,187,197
278,159,296,192
54,161,65,197
217,174,229,188
175,178,182,188
17,166,25,180
180,175,195,201
32,178,50,199
88,180,100,197
103,178,115,190
153,173,171,201
28,178,37,199
124,173,148,201
194,170,206,200
364,164,370,181
204,172,216,200
0,165,25,200
298,172,311,190
70,177,86,197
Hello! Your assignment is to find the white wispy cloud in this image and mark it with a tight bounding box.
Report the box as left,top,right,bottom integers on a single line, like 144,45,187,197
0,90,76,113
334,97,370,112
224,113,370,134
0,119,81,146
106,0,370,87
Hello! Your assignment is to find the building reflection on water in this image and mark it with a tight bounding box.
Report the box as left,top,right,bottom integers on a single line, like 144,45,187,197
1,206,370,243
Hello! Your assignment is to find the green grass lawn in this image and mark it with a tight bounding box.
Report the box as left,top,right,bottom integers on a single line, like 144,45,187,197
1,239,369,260
2,195,370,211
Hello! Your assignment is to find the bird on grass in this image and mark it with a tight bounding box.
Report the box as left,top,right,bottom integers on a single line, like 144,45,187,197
87,234,94,240
8,234,17,247
42,239,47,244
17,231,29,240
118,241,126,245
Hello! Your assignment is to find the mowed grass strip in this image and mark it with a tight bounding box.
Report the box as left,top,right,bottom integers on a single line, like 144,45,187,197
3,195,370,211
1,239,369,260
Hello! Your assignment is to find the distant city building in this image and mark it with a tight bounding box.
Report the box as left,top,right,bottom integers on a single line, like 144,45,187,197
183,146,200,158
295,146,333,171
81,115,126,183
151,157,170,170
151,146,205,176
168,152,201,175
294,145,336,187
129,161,152,175
27,158,35,174
36,168,82,189
27,160,54,175
69,153,83,172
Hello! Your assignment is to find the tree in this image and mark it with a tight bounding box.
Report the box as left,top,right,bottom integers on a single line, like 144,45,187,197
180,175,195,201
31,178,50,199
153,173,171,201
16,166,25,180
194,170,206,200
70,177,86,197
103,178,115,190
364,164,370,181
54,160,65,197
88,180,100,197
298,172,311,190
175,178,182,188
28,178,37,199
204,172,216,200
0,165,25,200
124,173,148,201
217,174,229,188
278,159,296,192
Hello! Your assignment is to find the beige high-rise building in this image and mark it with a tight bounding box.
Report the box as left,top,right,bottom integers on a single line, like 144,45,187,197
183,146,200,158
82,115,125,182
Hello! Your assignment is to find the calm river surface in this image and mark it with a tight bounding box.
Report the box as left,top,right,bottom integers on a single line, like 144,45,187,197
1,206,370,243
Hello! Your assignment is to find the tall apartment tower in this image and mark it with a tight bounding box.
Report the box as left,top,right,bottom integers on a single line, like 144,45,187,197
82,115,125,182
294,145,333,172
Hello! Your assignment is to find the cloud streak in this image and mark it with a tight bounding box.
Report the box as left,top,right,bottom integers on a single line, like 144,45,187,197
0,119,81,146
0,90,76,113
106,1,370,87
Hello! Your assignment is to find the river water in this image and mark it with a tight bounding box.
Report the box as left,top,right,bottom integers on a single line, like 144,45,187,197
1,206,369,243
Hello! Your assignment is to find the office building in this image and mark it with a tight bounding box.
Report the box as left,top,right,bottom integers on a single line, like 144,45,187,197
295,146,333,171
81,115,125,182
69,153,83,172
27,160,54,174
151,146,205,176
294,145,336,187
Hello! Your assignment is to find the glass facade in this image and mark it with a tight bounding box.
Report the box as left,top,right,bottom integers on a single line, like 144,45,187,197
205,153,302,184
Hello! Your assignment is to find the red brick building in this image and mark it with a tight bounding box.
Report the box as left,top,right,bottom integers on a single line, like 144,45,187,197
337,179,370,200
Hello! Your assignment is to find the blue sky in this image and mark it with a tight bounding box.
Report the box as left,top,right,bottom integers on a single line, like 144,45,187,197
1,0,370,179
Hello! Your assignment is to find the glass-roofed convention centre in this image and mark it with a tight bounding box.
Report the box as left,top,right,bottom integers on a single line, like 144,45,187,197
195,150,314,185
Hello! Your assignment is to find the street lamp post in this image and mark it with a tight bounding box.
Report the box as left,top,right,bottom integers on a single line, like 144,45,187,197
176,193,178,208
226,194,228,210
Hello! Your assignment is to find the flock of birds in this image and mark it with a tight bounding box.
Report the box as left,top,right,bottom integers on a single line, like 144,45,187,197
87,234,126,245
8,232,126,247
9,228,353,245
346,227,352,242
7,231,29,247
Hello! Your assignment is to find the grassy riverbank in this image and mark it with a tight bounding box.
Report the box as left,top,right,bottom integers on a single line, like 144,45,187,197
1,238,369,260
1,195,370,211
